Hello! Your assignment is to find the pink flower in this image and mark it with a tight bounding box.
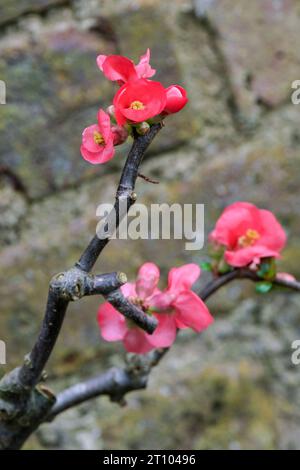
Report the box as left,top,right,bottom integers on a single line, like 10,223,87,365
80,109,115,164
97,263,213,354
98,263,177,354
210,201,287,268
113,78,167,126
97,49,155,85
151,264,214,333
163,85,188,114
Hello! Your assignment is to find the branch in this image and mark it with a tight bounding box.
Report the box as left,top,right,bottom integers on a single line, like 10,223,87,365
0,125,162,450
16,125,162,389
199,268,300,300
76,124,163,273
47,268,300,420
47,367,148,420
17,271,157,391
47,349,168,421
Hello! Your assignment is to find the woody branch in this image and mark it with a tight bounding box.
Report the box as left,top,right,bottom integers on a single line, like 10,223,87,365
46,268,300,420
0,124,162,450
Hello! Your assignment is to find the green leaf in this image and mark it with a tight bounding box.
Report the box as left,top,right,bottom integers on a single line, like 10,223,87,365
200,261,212,272
255,281,273,294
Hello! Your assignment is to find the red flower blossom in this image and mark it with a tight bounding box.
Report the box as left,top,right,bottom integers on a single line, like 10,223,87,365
113,78,167,126
80,109,114,164
209,201,287,268
97,263,213,354
163,85,188,114
97,48,155,85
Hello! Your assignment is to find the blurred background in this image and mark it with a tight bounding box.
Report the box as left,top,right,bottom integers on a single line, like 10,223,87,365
1,0,300,450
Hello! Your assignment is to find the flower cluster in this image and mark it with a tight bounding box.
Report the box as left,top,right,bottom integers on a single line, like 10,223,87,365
97,202,293,353
81,49,188,165
98,263,213,354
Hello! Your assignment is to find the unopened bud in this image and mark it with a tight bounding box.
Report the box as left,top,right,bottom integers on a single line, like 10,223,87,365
112,125,129,146
136,121,150,135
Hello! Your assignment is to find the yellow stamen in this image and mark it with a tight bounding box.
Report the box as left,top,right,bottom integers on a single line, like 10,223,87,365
129,100,145,110
238,229,260,248
93,131,105,145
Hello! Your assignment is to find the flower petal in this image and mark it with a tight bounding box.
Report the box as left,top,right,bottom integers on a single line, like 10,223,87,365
225,246,280,268
168,264,201,294
148,313,177,348
97,302,127,341
123,328,154,354
82,124,102,153
135,48,156,79
101,55,137,83
120,282,137,299
258,209,286,252
97,109,112,142
136,262,160,299
163,85,188,114
174,291,214,332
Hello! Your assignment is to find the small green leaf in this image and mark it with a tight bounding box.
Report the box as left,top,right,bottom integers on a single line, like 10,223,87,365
255,281,273,294
200,261,212,272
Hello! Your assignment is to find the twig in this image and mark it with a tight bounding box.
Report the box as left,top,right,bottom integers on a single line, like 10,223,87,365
47,368,148,420
137,172,160,184
200,268,300,300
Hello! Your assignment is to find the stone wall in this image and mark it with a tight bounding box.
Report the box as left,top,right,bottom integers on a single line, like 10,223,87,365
0,0,300,449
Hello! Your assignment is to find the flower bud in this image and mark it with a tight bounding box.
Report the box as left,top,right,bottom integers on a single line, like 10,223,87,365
136,121,150,135
111,125,129,146
163,85,188,115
